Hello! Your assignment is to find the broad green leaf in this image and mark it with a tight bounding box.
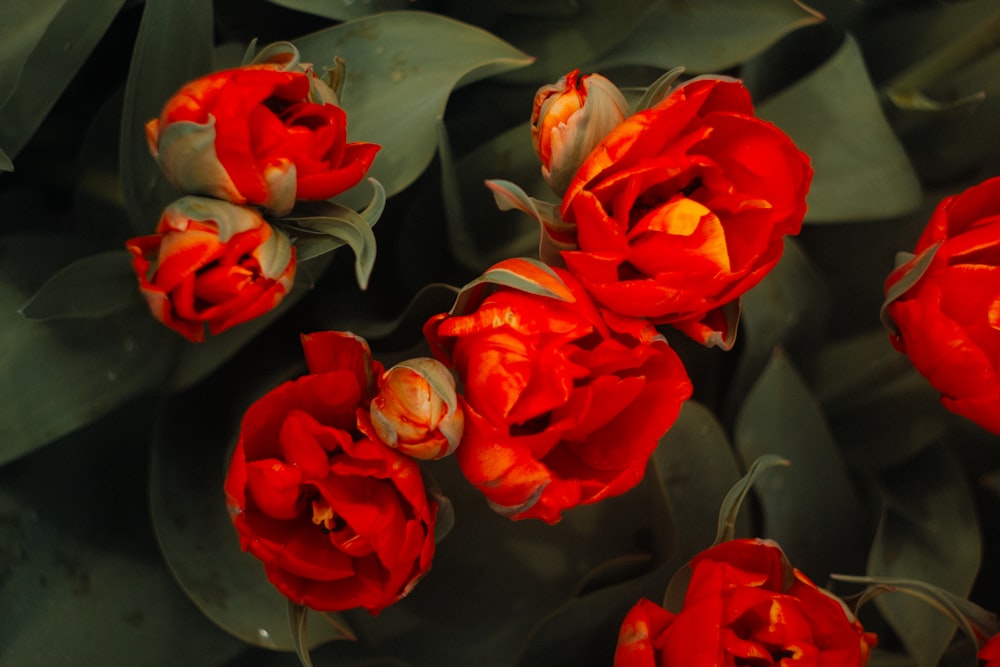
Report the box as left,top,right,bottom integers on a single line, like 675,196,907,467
0,0,123,162
734,350,869,581
726,238,829,420
18,250,140,321
756,34,922,222
0,402,245,666
477,0,659,83
652,401,748,565
868,442,981,667
595,0,824,73
120,0,213,232
267,0,411,21
0,234,178,465
293,12,533,200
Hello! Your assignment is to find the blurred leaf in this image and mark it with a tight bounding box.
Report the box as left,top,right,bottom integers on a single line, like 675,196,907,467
0,147,11,172
0,0,122,162
595,0,824,73
120,0,213,232
0,234,178,465
0,1,65,107
289,603,317,667
293,12,533,202
756,34,922,222
868,442,981,667
727,238,828,419
267,0,411,21
18,250,140,321
734,350,868,581
0,401,245,666
483,0,659,84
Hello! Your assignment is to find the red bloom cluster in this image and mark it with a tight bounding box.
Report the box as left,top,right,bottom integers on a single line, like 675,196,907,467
224,331,437,614
129,51,378,342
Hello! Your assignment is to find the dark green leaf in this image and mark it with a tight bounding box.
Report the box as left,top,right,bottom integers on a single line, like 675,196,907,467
267,0,411,21
868,442,981,667
120,0,213,232
727,238,829,419
482,0,659,83
756,34,922,222
293,12,533,201
0,0,122,162
0,235,178,465
734,350,869,581
595,0,824,73
18,250,140,321
0,402,246,666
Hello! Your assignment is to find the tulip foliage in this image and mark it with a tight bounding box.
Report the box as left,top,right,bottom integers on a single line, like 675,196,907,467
1,1,999,667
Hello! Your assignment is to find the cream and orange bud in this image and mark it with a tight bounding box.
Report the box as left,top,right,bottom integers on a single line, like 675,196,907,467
530,69,630,195
369,358,464,460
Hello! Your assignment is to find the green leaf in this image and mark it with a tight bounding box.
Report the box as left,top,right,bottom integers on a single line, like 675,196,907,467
480,0,659,84
0,0,123,162
726,238,829,420
652,401,748,564
450,257,574,317
267,0,411,21
289,603,317,667
868,442,981,667
0,234,178,465
439,120,542,272
734,350,869,581
0,400,246,666
756,34,922,222
0,147,11,172
18,250,140,321
120,0,213,232
293,12,533,200
281,181,384,289
713,455,791,546
594,0,825,73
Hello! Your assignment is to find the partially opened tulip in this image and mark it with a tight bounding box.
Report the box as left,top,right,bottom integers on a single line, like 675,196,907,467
531,69,631,197
146,58,379,215
126,196,295,342
365,357,464,460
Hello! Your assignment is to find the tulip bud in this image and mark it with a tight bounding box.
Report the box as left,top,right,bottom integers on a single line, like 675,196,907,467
530,69,630,196
369,358,464,461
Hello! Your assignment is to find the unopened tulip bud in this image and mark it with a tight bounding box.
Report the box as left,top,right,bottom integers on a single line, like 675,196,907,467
530,69,630,196
369,358,464,460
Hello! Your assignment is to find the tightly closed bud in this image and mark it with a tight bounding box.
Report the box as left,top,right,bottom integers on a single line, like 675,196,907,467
530,69,630,196
369,358,464,461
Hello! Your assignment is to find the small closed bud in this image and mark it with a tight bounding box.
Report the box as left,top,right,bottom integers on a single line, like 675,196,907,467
369,358,464,461
530,69,630,196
